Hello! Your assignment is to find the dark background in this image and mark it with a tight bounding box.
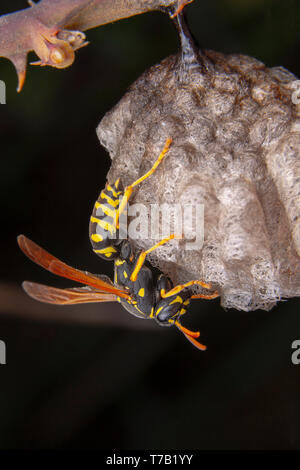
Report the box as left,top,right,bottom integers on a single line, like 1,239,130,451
0,0,300,450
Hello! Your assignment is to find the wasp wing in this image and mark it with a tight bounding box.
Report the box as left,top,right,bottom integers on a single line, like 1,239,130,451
93,274,114,286
17,235,129,300
22,282,118,305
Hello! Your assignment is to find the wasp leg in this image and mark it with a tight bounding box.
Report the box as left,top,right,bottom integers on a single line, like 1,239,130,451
191,292,219,300
130,234,176,282
160,280,217,298
115,137,172,229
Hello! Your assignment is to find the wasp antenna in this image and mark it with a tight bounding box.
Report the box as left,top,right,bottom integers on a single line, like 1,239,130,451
175,321,207,351
184,333,207,351
175,321,200,338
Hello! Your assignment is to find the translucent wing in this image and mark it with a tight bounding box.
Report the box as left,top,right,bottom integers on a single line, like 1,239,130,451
17,235,130,300
22,282,118,305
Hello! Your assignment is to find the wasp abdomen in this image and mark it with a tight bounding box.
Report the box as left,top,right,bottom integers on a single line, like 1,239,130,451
89,180,122,260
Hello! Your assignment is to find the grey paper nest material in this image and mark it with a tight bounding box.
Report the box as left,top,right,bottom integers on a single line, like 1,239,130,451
97,47,300,311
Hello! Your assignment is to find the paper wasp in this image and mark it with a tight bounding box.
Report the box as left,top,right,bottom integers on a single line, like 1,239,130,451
18,138,218,350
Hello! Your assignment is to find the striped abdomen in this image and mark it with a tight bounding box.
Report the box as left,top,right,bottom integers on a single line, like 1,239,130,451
89,180,122,260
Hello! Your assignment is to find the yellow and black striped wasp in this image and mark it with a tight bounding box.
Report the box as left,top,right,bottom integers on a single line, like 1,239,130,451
18,138,218,350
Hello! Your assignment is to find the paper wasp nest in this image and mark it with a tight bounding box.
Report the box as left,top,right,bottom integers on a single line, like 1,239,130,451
97,30,300,311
